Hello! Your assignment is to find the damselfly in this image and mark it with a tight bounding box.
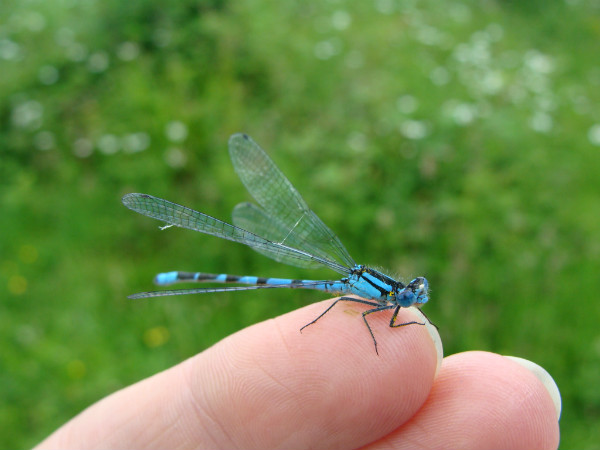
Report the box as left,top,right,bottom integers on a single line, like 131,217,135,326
122,133,430,354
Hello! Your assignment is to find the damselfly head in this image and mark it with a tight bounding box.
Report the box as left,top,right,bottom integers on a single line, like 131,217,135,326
396,277,429,307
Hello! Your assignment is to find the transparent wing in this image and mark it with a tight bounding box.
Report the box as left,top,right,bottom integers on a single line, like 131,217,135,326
228,133,356,269
127,280,337,299
232,202,324,269
122,193,350,275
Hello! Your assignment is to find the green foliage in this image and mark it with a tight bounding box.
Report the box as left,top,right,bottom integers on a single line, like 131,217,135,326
1,0,599,447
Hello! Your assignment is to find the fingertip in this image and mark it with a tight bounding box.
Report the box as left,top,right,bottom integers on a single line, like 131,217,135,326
504,356,562,421
186,299,440,448
292,300,439,380
406,307,443,375
396,351,560,450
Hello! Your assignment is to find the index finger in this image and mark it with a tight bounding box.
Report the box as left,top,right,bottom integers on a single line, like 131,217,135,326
35,299,441,450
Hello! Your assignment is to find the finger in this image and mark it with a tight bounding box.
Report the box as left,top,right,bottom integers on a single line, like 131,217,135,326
368,351,560,450
35,299,440,450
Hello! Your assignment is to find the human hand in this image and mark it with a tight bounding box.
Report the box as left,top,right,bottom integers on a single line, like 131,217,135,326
35,300,561,450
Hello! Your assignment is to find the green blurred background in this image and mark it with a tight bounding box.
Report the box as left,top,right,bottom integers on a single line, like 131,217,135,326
2,0,599,447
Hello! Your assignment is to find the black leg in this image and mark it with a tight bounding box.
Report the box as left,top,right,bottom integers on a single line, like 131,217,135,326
300,299,433,356
300,297,380,334
362,305,397,355
389,305,426,328
416,308,438,331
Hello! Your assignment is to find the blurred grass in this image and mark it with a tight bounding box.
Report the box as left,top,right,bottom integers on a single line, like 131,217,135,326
1,0,600,447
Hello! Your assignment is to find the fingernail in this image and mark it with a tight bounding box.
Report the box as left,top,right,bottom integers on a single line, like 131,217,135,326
408,307,443,375
504,356,562,421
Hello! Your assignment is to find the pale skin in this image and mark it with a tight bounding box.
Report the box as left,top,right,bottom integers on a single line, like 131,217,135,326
35,299,560,450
